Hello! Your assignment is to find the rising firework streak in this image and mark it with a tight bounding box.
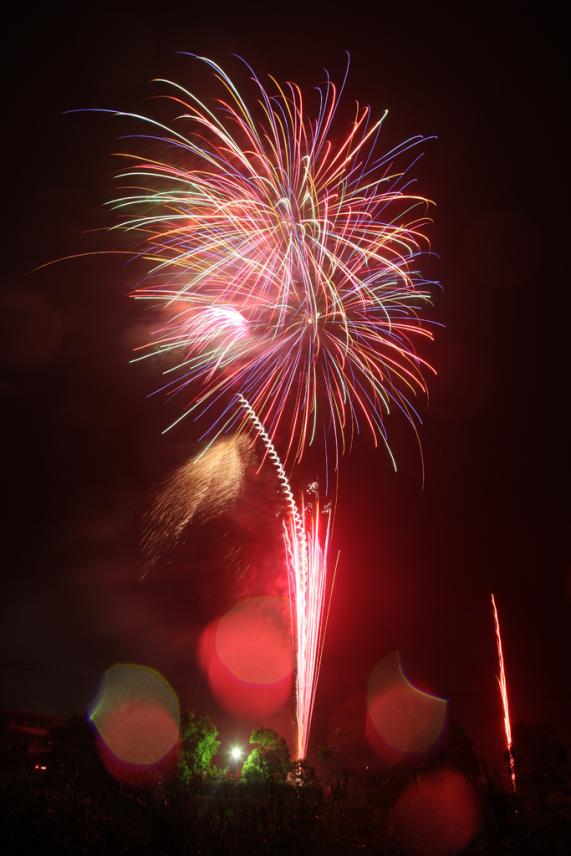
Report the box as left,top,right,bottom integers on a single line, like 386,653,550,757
490,593,516,790
239,395,333,759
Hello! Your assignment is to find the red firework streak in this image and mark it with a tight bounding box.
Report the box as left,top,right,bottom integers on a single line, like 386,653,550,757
490,593,516,790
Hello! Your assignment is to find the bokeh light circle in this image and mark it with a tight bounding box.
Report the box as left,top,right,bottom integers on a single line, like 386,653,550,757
215,596,292,683
391,770,480,855
367,652,447,759
90,663,180,766
198,596,292,719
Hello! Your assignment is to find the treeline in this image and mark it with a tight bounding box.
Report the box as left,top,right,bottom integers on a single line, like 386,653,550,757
1,710,570,854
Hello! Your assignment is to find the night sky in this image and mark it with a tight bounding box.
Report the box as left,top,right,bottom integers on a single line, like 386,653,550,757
1,6,568,768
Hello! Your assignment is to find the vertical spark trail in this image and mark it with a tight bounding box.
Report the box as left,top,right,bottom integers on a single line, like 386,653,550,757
238,395,331,759
491,593,516,790
283,494,331,760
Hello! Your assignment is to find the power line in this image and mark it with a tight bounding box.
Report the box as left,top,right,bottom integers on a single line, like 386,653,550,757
0,661,210,695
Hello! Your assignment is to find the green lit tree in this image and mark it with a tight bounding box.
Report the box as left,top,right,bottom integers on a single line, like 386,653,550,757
178,711,220,782
242,727,291,783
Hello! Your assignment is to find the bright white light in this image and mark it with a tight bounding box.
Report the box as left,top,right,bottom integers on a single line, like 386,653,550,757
229,745,243,761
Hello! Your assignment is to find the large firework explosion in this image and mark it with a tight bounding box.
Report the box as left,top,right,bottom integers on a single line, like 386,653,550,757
108,54,437,472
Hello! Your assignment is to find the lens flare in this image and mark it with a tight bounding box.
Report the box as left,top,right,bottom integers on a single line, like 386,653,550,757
367,652,447,760
90,664,180,768
198,606,292,720
106,54,436,469
215,596,292,683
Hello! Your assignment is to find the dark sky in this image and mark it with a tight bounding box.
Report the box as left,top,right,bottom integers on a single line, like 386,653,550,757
1,5,568,768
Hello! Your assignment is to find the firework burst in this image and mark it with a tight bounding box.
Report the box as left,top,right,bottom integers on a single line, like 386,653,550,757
107,54,437,469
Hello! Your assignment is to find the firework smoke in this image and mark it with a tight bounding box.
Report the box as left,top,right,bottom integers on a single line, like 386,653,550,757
142,436,251,566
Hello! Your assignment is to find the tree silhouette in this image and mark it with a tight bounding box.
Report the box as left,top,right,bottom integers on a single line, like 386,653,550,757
0,709,28,778
49,715,112,794
432,720,481,782
512,721,570,805
317,725,369,796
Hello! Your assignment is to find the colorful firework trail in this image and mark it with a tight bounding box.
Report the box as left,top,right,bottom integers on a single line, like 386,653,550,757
109,54,437,471
490,593,516,790
239,395,332,760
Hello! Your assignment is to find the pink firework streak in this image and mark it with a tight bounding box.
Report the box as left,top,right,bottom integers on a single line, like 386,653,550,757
491,593,516,790
239,395,333,759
